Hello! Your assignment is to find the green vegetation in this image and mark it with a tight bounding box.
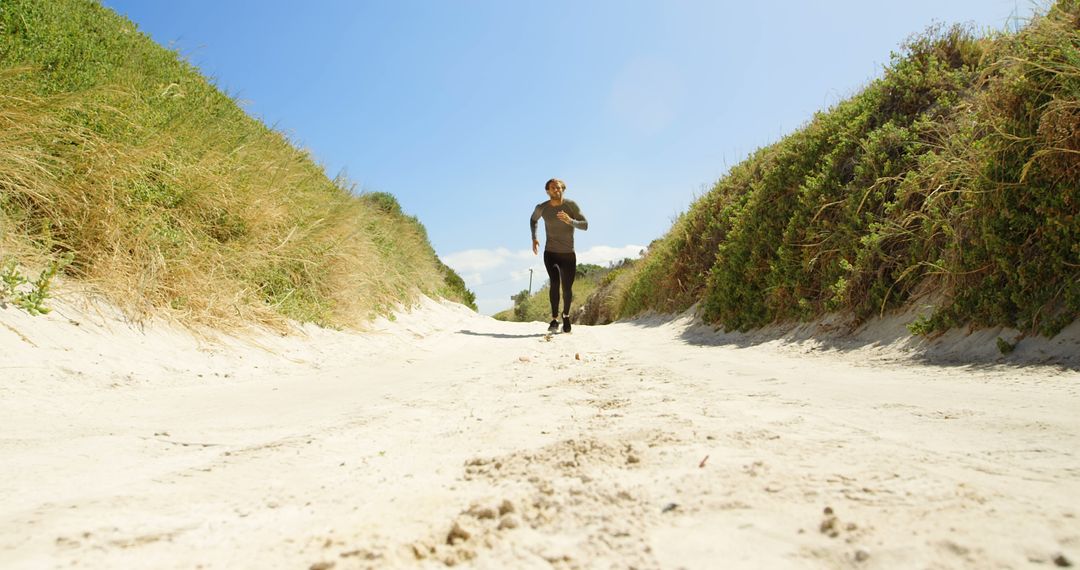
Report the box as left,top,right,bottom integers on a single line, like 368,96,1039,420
592,2,1079,337
493,263,616,322
0,255,69,315
0,0,474,327
577,258,639,324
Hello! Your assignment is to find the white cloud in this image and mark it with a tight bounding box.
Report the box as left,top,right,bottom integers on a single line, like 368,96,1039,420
577,244,647,266
510,264,544,283
441,247,520,273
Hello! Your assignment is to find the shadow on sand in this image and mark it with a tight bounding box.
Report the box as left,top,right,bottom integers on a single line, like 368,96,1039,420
457,329,547,340
612,311,1080,372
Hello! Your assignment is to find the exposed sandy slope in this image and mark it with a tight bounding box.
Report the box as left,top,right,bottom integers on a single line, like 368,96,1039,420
1,296,1078,569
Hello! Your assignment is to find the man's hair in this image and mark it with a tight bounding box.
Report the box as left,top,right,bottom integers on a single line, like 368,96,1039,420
545,178,566,192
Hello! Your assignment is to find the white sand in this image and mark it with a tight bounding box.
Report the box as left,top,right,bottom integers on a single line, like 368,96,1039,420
1,295,1078,569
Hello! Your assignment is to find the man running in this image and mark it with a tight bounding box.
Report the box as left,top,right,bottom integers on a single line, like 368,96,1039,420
531,178,588,333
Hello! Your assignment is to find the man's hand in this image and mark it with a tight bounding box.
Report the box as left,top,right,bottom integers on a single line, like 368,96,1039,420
532,239,539,255
556,211,573,225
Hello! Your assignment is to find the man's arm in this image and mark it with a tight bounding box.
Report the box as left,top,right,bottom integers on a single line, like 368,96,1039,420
530,204,543,254
569,203,588,231
531,204,543,240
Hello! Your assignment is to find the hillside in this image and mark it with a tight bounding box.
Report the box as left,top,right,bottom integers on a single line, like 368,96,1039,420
0,0,474,329
587,2,1078,339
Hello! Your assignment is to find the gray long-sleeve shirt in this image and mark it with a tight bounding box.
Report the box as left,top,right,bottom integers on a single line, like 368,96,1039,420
531,199,588,254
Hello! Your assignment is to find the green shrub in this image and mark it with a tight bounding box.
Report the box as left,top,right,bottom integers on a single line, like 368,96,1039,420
0,254,71,315
601,5,1078,337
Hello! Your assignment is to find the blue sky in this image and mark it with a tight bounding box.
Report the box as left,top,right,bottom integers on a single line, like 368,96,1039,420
103,0,1038,315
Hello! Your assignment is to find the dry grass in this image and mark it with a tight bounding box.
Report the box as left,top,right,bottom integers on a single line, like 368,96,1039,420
0,1,466,330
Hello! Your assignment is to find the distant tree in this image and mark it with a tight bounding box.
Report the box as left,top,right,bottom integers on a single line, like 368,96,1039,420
576,263,604,277
511,289,530,321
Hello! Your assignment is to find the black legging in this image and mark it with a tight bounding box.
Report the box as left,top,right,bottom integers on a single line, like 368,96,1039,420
543,251,577,318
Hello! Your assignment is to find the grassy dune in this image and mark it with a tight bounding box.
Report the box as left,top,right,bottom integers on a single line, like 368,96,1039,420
591,2,1078,337
0,0,475,329
493,263,623,323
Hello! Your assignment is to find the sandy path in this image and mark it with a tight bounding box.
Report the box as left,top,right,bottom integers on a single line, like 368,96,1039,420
1,299,1078,569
